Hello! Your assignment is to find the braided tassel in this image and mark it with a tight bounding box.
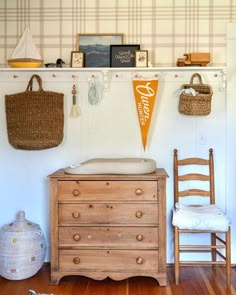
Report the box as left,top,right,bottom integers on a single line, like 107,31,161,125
70,83,80,117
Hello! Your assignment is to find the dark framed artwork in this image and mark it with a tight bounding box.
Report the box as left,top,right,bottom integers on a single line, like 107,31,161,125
135,50,148,67
76,33,124,67
110,45,140,67
71,51,85,68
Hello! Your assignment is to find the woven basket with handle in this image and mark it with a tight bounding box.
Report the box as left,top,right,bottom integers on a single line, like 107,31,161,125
179,73,213,116
5,74,64,150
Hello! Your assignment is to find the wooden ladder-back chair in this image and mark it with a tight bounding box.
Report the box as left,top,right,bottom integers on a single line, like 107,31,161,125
172,148,231,285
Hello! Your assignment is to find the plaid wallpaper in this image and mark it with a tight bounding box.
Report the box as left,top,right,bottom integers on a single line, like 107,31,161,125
0,0,235,66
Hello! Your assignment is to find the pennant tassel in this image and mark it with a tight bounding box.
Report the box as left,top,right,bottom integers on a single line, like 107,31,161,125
132,78,158,150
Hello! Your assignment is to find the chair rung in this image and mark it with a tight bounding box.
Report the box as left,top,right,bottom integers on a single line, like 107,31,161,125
180,249,226,256
180,249,211,253
179,229,227,233
180,245,225,249
179,261,225,265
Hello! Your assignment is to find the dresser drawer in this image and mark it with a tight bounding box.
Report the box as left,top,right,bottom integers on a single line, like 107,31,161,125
58,203,158,225
59,249,159,272
59,226,158,248
57,180,158,201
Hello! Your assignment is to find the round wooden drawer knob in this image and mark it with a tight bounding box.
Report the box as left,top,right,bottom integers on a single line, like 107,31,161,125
72,212,80,218
73,257,80,264
136,234,143,241
135,189,143,195
72,189,80,197
73,234,81,241
135,211,143,218
136,257,144,264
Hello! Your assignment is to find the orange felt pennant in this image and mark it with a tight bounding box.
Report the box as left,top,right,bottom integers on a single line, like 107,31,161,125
133,79,158,150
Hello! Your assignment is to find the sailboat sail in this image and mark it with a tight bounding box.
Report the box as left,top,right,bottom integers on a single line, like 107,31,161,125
9,26,42,61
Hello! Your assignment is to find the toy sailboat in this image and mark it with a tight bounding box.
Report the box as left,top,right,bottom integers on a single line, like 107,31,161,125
8,26,43,68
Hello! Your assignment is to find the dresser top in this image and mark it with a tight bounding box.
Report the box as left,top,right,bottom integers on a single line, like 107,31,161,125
48,168,168,180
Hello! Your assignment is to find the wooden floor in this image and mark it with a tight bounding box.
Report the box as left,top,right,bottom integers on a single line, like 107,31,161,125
0,264,236,295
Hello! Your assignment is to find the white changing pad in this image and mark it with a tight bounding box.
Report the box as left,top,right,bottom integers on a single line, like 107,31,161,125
64,158,156,175
172,203,230,231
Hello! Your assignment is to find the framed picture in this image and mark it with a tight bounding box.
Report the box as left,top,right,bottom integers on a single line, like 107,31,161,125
135,50,148,67
76,33,124,67
110,45,140,67
71,51,84,68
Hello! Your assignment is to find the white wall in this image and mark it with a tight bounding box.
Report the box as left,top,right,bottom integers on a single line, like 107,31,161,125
0,66,231,263
226,23,236,264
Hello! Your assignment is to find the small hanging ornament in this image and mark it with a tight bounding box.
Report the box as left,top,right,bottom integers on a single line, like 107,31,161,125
88,77,100,105
70,83,80,117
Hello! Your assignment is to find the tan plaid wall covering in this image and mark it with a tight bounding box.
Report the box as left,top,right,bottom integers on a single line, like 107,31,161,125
0,0,235,66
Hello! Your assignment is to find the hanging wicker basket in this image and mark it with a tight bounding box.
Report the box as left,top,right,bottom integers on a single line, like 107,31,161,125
5,74,64,150
179,73,213,116
0,211,46,280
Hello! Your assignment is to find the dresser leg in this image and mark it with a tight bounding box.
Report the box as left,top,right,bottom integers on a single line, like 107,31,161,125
156,276,168,286
50,274,60,285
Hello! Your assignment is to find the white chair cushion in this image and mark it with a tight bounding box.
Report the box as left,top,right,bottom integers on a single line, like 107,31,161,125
172,203,230,231
64,158,156,175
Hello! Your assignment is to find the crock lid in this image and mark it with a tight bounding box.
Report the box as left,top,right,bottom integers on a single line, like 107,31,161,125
1,211,41,232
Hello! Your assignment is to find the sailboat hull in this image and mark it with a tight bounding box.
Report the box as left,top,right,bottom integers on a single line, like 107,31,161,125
8,58,43,68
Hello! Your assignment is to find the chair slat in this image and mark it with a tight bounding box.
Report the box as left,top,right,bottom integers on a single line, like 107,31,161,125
178,158,209,165
178,173,209,181
178,189,210,197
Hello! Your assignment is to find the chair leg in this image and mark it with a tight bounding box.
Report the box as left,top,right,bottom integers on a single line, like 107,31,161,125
174,226,180,284
226,228,231,286
211,232,216,268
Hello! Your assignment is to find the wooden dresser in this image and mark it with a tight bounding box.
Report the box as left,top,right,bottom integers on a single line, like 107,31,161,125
49,169,168,286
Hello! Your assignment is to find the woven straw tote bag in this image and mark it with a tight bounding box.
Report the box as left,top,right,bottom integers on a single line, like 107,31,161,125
5,74,64,150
